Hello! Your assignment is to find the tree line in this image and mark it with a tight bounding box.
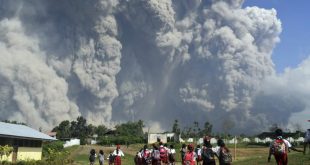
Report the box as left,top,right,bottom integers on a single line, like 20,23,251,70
51,117,213,145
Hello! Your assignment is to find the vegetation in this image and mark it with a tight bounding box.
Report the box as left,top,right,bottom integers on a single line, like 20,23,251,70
0,145,13,159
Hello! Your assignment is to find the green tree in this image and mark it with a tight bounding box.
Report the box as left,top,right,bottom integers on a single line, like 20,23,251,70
70,116,88,144
115,120,144,137
95,125,108,136
172,120,180,134
87,124,96,136
201,121,213,136
53,120,71,139
0,145,13,159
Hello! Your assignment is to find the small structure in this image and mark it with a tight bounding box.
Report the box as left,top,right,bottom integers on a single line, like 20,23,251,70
0,122,55,162
262,137,272,143
148,133,178,144
228,137,238,144
242,138,251,143
254,137,262,143
287,137,295,143
46,132,57,138
210,138,217,144
63,138,80,148
187,138,193,143
295,137,305,142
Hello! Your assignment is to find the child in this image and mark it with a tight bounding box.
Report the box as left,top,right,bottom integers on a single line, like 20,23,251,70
113,145,125,165
89,149,96,165
98,150,104,165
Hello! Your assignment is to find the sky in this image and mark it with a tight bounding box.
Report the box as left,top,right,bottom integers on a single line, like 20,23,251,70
1,0,310,134
243,0,310,73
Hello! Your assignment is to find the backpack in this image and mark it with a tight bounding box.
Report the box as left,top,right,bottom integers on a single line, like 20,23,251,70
272,139,287,155
184,152,195,165
201,147,215,163
108,154,115,163
220,147,232,164
152,150,161,160
159,146,167,159
89,154,95,162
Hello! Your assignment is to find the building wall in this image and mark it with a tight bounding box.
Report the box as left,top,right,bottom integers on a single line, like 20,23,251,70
148,133,167,144
17,147,42,161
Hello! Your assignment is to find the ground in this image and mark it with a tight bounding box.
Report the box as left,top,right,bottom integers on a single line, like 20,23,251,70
67,144,310,165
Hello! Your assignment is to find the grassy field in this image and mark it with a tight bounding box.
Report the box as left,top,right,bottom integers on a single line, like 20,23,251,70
67,144,310,165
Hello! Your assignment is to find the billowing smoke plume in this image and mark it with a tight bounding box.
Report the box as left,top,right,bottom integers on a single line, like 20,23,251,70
0,0,307,134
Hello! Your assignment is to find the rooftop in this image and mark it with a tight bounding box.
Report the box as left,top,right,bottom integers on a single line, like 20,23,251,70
0,122,56,141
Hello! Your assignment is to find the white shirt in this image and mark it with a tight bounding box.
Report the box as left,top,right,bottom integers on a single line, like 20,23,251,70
196,148,202,156
211,146,221,156
99,153,104,162
269,138,292,148
168,148,176,154
113,150,124,157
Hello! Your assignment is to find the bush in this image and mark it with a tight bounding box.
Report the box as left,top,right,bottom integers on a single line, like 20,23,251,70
42,141,64,157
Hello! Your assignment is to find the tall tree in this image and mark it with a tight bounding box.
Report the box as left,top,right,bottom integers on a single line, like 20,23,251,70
202,121,213,136
95,125,108,136
70,116,88,144
53,120,71,139
115,120,144,137
172,120,180,134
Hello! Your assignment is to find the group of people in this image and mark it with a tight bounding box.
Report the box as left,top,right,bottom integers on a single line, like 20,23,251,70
134,142,176,165
89,145,124,165
134,138,232,165
89,128,310,165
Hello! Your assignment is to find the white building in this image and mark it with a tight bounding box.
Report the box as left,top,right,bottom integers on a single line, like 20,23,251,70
148,133,178,144
63,138,80,148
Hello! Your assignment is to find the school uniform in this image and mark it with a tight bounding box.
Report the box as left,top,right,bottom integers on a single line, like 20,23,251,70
113,149,124,165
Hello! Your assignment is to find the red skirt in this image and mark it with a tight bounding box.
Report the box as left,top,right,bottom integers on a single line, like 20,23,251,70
274,153,288,165
114,156,122,165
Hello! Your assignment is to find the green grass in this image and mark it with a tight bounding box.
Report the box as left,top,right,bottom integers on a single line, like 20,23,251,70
68,144,310,165
235,152,310,165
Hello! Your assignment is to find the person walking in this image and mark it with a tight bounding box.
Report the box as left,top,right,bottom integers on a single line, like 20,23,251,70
168,144,176,165
268,128,302,165
151,144,161,165
212,139,232,165
304,128,310,154
183,144,196,165
195,145,202,165
108,152,115,165
180,143,187,163
99,150,105,165
202,136,216,165
141,145,151,165
113,145,125,165
89,149,96,165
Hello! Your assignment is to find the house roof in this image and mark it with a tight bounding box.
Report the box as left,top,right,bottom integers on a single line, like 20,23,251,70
0,122,56,141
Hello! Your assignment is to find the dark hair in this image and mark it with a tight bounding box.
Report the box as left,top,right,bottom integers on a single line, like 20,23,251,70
205,141,212,148
164,143,167,147
144,145,148,150
217,139,225,147
170,144,174,149
90,149,96,155
159,142,163,146
182,144,186,148
99,150,104,155
275,128,283,137
197,145,201,148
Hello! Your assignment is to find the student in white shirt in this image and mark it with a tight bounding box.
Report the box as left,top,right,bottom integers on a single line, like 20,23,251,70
168,144,176,165
113,145,124,165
